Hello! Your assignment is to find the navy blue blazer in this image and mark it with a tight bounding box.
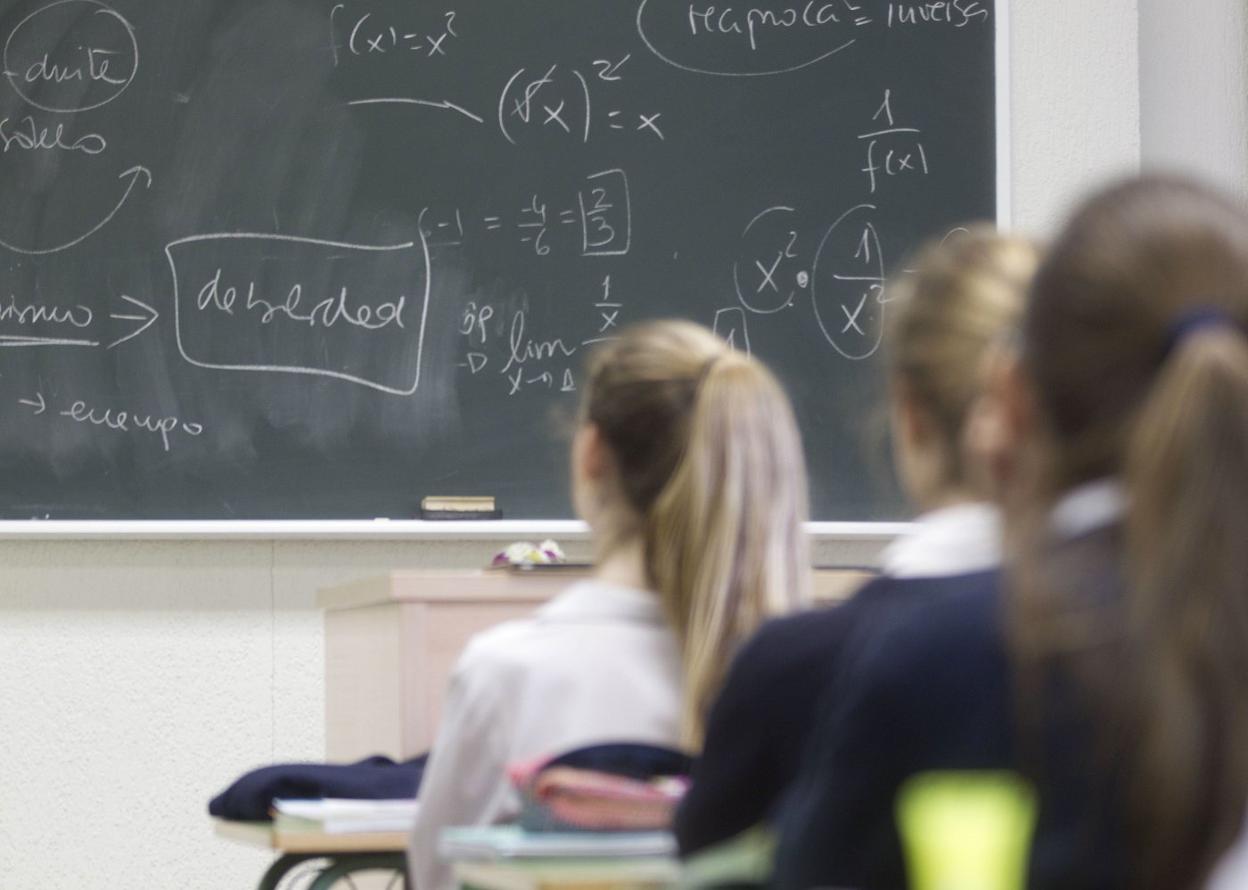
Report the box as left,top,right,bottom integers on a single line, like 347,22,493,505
772,557,1127,890
675,573,976,856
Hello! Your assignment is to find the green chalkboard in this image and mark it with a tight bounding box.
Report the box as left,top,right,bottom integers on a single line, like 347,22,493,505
0,0,998,519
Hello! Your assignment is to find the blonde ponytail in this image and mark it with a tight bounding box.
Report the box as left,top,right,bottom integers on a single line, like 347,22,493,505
1123,325,1248,889
583,321,810,749
887,229,1038,494
647,353,811,747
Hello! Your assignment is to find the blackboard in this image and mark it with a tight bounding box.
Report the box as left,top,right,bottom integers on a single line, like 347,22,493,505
0,0,999,520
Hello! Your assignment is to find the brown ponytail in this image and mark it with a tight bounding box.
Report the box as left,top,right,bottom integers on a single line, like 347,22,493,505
1123,325,1248,887
584,321,811,747
1008,176,1248,890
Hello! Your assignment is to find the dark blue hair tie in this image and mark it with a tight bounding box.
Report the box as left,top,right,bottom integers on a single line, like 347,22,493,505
1164,308,1244,358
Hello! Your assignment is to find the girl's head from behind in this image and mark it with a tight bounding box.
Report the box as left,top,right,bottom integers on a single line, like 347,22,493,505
1020,176,1248,490
576,320,810,746
887,229,1039,509
1008,176,1248,890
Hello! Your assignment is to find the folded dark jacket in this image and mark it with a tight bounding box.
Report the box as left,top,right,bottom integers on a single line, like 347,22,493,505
209,754,429,821
542,743,693,780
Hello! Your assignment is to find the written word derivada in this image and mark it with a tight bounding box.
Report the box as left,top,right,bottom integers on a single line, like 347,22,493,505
195,269,407,332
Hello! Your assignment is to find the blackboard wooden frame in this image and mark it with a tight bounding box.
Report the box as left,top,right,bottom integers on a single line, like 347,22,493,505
0,0,1011,540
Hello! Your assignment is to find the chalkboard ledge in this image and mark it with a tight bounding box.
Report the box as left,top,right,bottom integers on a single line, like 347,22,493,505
0,520,912,542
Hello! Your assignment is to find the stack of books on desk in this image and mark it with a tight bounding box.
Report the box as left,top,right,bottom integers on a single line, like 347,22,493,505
440,825,676,861
273,798,420,835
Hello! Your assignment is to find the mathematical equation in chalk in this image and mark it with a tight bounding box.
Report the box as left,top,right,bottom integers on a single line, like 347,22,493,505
458,274,629,396
329,6,461,64
345,54,666,148
420,169,632,258
498,58,665,145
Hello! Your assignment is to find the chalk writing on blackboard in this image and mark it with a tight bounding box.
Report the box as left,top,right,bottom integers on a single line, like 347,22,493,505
0,165,151,256
166,233,432,396
636,0,861,77
329,5,460,66
887,2,989,29
859,90,930,194
0,0,997,518
457,275,631,398
812,203,887,361
347,97,485,124
13,389,204,452
713,307,752,355
418,169,631,258
0,116,107,156
497,63,664,146
734,206,803,315
3,0,138,113
0,293,157,351
0,0,150,256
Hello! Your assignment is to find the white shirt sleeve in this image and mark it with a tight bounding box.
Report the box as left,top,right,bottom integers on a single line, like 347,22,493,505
408,647,517,890
1208,822,1248,890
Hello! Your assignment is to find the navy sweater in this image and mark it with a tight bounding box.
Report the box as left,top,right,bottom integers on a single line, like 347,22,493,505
772,559,1127,890
674,573,979,855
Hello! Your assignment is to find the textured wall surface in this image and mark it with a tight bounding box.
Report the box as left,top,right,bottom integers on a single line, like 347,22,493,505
0,540,506,888
0,3,1160,887
1139,0,1248,196
1008,0,1142,234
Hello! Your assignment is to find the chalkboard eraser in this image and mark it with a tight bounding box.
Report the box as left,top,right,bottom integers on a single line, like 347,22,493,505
420,509,503,521
420,496,501,520
422,495,495,511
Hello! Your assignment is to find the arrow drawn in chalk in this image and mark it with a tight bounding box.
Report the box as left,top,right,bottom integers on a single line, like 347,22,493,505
347,97,485,123
18,392,45,415
107,294,158,349
0,166,153,256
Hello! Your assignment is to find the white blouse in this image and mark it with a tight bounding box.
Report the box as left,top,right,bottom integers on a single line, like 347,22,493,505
879,480,1128,580
1210,827,1248,890
407,580,683,890
879,501,1002,578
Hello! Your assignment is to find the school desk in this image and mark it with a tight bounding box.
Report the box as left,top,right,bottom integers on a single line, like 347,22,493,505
453,857,679,890
214,818,407,889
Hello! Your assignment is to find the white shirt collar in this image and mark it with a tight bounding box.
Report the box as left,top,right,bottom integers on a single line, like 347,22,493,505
536,580,666,625
880,501,1002,579
1051,478,1126,539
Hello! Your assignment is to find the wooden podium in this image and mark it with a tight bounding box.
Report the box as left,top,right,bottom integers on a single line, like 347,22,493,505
320,568,872,761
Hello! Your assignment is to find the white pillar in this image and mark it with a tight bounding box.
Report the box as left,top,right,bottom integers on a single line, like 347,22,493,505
1009,0,1141,234
1139,0,1248,197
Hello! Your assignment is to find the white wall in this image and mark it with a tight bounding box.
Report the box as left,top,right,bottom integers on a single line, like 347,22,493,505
1139,0,1248,197
0,540,508,888
1009,0,1142,233
0,4,1157,887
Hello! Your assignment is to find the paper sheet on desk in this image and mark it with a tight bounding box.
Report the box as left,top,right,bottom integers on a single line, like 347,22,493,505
273,798,420,834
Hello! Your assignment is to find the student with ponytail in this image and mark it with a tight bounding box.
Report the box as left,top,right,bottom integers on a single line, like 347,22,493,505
408,321,810,890
773,176,1248,890
674,229,1039,855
